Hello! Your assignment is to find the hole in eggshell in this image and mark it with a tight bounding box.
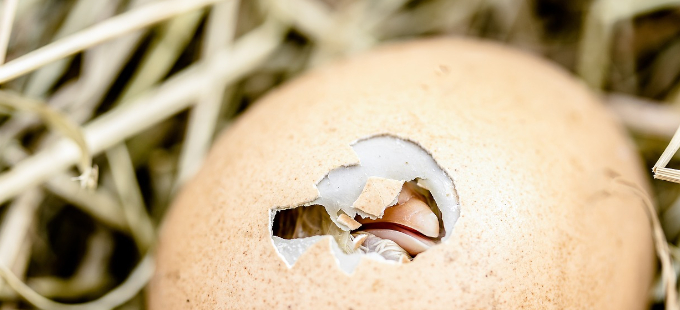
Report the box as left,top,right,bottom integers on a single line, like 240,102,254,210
269,135,460,274
273,181,445,261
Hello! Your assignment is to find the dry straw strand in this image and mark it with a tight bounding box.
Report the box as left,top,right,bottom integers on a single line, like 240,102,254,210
0,253,154,310
578,0,680,90
106,143,154,251
175,0,240,188
608,94,680,138
27,229,114,299
0,90,97,189
116,9,204,103
0,0,18,63
654,124,680,180
614,177,679,310
2,141,129,232
0,189,42,295
655,167,680,184
0,0,224,83
0,230,30,301
22,0,120,98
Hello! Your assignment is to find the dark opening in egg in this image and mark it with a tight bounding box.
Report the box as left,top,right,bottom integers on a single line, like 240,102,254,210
273,181,444,262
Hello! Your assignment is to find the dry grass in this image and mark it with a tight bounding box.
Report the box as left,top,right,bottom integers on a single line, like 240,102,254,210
0,0,679,309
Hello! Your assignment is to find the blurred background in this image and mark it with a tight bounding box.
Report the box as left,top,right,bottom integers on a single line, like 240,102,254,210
0,0,679,308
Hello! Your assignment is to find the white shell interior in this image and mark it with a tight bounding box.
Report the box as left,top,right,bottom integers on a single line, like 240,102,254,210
270,135,460,274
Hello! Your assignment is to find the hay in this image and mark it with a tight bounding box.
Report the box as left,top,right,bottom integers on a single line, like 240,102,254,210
0,0,679,308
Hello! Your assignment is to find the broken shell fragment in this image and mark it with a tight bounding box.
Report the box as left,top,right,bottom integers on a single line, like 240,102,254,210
337,213,361,230
399,254,410,264
351,233,368,250
357,184,440,238
351,177,404,218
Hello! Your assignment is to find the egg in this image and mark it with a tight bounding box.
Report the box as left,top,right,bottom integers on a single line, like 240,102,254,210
149,38,654,309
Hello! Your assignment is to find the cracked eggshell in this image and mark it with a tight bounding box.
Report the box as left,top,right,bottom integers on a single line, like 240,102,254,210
149,38,654,309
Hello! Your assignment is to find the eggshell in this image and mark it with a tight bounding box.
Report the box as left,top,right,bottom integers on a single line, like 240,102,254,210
149,38,654,309
351,176,403,217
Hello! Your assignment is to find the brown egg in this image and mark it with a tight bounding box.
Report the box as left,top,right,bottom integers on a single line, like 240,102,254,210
149,38,654,309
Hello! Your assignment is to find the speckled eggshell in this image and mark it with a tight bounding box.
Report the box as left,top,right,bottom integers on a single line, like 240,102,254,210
149,38,654,309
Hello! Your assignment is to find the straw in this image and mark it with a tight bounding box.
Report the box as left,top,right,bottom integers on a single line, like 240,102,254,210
0,0,18,64
0,253,154,310
0,0,224,83
0,91,97,189
174,0,240,188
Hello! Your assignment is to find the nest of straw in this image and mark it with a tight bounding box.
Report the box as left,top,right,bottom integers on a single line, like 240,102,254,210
0,0,679,309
